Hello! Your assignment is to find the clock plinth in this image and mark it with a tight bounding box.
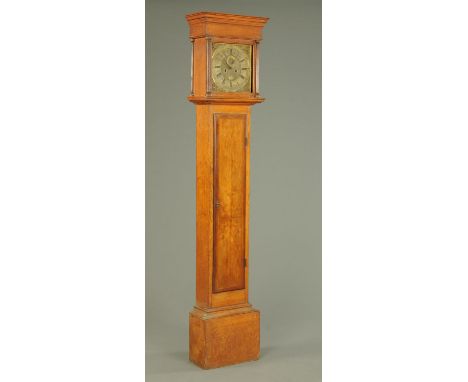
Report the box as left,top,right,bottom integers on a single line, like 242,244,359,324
189,305,260,369
186,12,268,369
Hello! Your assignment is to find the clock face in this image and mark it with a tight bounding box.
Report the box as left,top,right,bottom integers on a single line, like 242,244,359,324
211,43,252,93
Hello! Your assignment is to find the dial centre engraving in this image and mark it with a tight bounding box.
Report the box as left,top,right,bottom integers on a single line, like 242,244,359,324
211,43,251,92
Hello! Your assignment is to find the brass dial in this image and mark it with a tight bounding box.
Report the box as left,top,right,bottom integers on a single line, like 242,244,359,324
211,43,252,93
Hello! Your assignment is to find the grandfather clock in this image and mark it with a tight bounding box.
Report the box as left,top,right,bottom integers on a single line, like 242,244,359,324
186,12,269,369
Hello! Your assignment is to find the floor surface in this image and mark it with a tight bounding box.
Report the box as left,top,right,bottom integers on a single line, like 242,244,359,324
146,319,321,382
147,342,321,382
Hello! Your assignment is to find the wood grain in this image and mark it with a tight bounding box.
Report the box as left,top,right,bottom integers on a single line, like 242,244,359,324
195,105,212,308
194,105,250,309
192,38,207,96
186,12,268,41
213,114,247,293
189,307,260,369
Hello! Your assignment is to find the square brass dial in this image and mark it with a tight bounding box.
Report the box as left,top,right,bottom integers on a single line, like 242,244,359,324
211,43,252,93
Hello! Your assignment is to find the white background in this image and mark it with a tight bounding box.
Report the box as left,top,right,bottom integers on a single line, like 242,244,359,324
0,1,144,381
1,1,468,381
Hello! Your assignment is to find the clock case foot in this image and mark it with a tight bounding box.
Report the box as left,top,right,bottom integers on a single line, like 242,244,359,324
189,305,260,369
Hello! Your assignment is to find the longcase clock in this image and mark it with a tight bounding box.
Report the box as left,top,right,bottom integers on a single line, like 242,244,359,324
186,11,269,369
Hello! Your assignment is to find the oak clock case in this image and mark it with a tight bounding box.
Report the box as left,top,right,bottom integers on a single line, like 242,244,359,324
186,12,269,370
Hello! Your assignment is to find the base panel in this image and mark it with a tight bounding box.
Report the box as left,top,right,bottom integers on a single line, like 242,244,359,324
189,306,260,369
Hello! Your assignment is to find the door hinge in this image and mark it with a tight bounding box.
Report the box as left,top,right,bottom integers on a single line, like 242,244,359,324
245,136,248,146
244,258,248,267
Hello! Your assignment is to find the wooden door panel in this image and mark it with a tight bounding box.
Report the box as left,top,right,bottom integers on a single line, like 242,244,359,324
213,114,247,293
